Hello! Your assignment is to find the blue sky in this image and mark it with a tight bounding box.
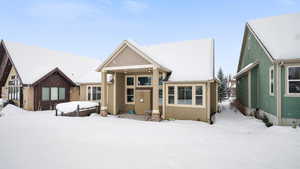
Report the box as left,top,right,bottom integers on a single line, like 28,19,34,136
0,0,299,76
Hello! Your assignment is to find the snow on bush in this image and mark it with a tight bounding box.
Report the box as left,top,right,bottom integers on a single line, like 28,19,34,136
56,101,99,113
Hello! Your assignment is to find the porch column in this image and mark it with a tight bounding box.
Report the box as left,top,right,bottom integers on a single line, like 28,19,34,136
152,67,161,121
100,71,108,116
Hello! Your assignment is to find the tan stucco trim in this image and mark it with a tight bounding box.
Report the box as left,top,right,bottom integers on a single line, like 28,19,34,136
101,71,108,111
207,82,211,121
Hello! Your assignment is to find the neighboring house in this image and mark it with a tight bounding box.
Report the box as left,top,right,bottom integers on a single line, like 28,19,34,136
96,39,218,122
235,13,300,125
0,40,101,110
228,79,236,97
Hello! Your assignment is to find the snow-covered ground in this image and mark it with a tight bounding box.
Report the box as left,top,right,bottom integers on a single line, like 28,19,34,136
0,101,299,169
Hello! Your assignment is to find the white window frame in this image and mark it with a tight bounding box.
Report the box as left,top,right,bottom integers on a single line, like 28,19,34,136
269,66,274,96
86,85,101,102
166,84,206,108
136,75,152,87
125,75,135,104
286,65,300,97
195,86,204,106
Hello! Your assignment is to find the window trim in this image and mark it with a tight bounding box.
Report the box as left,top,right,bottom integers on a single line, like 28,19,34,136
269,66,274,96
125,75,135,104
166,84,206,108
136,75,152,87
286,65,300,97
86,85,101,102
195,86,204,106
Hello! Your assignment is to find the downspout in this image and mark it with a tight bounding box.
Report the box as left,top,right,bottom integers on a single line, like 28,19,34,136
276,62,283,125
248,71,252,114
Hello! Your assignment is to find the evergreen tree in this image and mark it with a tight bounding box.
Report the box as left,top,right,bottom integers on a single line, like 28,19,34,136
217,68,227,102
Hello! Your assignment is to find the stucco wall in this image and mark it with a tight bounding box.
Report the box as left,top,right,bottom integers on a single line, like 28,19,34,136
165,106,208,121
164,82,210,122
23,87,34,111
70,87,80,101
107,46,150,67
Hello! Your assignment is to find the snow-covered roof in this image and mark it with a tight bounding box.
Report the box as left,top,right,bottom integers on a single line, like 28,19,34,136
248,12,300,60
3,41,101,84
132,39,215,81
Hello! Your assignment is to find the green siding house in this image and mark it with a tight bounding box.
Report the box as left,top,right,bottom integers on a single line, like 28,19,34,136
235,13,300,126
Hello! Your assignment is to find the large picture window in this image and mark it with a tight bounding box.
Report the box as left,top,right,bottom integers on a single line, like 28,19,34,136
177,86,192,105
269,66,274,95
42,87,66,101
287,66,300,94
167,84,205,107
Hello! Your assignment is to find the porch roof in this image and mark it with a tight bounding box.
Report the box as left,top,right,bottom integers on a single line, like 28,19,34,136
234,61,259,79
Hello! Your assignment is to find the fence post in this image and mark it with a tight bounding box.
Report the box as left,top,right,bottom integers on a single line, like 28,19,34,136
77,104,80,117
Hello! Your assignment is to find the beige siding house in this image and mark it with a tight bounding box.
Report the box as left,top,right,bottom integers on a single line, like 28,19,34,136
96,39,218,122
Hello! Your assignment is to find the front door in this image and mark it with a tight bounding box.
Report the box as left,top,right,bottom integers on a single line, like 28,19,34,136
135,89,152,115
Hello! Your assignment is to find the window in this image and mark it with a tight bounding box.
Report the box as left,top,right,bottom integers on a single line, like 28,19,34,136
168,86,175,104
50,87,58,100
177,86,192,105
95,87,101,100
195,86,203,105
287,66,300,94
125,76,135,104
59,88,66,100
159,88,163,105
137,76,152,86
87,86,101,101
42,88,50,101
127,77,134,86
269,67,274,95
88,86,91,100
126,88,134,103
167,84,205,107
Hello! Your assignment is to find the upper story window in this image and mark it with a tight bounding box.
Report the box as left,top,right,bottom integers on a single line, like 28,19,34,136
269,66,274,95
126,76,134,86
137,75,152,87
287,66,300,94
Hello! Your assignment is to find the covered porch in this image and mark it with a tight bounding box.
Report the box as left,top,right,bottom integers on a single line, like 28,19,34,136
100,65,168,121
